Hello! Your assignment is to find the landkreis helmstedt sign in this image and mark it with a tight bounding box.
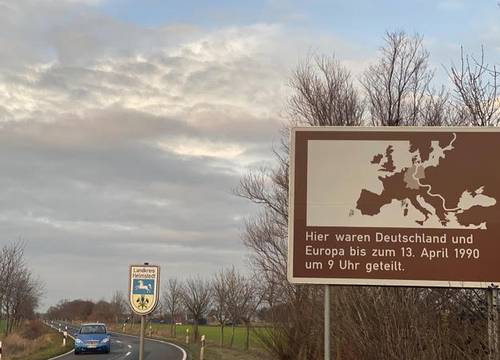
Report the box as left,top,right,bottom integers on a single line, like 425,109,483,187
129,264,160,315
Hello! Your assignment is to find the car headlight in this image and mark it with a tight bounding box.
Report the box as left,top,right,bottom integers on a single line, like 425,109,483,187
75,339,84,344
101,337,110,343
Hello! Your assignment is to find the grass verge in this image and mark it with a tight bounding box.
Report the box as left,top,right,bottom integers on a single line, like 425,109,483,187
0,320,73,360
109,323,269,360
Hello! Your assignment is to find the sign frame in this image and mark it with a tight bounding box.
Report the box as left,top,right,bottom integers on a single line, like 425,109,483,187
128,264,160,315
288,126,500,289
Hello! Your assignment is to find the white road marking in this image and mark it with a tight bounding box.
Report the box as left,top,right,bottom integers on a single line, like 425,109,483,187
128,344,132,348
116,340,122,343
45,349,74,360
125,351,131,357
43,322,77,360
111,331,187,360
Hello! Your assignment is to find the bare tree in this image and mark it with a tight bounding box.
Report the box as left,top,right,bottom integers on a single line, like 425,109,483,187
163,278,182,337
362,31,434,126
181,277,211,342
289,54,364,126
110,291,127,323
0,241,43,334
236,52,363,358
449,47,500,126
211,269,230,347
239,276,263,351
222,268,261,349
236,30,500,360
234,27,500,359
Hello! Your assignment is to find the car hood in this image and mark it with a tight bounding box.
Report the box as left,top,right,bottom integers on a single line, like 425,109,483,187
77,333,109,342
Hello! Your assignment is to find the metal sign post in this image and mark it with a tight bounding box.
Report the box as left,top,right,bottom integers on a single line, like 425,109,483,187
139,316,145,360
488,285,499,360
324,285,330,360
128,263,160,360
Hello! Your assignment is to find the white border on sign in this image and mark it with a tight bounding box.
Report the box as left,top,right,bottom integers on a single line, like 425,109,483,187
287,126,500,289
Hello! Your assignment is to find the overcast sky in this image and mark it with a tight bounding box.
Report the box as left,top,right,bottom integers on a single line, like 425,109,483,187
1,0,499,311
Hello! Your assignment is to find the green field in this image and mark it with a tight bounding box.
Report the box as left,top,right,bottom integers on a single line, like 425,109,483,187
117,322,266,351
167,324,262,350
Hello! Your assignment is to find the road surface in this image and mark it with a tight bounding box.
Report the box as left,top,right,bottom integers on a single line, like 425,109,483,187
48,322,187,360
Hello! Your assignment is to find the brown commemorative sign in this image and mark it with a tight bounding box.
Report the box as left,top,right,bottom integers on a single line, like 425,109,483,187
288,127,500,288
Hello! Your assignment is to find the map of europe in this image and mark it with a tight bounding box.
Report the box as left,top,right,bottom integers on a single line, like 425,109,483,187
355,133,497,229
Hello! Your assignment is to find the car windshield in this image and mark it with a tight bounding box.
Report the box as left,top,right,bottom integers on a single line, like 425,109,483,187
80,325,106,334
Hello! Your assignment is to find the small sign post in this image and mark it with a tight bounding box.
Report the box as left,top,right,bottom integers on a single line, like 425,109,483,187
488,285,499,360
129,263,160,360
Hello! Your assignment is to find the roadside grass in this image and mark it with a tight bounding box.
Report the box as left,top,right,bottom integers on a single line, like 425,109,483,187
1,320,73,360
183,341,267,360
109,323,270,360
166,324,263,350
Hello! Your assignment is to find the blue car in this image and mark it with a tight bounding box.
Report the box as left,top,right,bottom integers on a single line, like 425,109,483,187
74,323,111,355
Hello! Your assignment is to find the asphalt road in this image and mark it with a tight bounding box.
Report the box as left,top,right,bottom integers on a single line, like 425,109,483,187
48,322,187,360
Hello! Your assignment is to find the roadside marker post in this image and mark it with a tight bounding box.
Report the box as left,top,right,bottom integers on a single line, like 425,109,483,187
200,335,206,360
63,331,68,347
128,263,160,360
185,328,190,345
0,340,3,360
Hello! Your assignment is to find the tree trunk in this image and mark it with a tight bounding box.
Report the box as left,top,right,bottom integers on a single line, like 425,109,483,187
194,321,199,343
230,324,235,348
245,322,250,351
5,306,10,335
220,324,224,347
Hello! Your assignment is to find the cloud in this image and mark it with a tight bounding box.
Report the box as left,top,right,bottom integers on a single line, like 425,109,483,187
0,0,373,310
0,1,291,310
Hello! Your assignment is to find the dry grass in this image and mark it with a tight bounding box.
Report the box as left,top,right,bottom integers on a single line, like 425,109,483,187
1,320,73,360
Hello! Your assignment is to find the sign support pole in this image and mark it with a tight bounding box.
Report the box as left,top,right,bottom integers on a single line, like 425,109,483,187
129,262,160,360
139,315,145,360
488,285,499,360
324,285,330,360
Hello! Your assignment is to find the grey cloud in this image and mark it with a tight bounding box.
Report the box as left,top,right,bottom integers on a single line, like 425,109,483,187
0,2,311,310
